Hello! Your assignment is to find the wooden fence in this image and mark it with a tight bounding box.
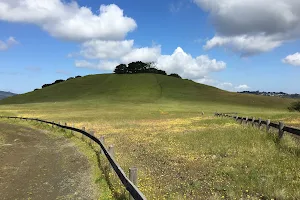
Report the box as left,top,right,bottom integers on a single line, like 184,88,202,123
215,113,300,139
0,116,147,200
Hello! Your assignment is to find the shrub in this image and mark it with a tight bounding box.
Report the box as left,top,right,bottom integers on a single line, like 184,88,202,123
288,101,300,112
168,73,182,79
67,77,74,81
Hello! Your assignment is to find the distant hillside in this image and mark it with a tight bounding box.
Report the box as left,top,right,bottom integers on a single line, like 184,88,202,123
0,73,294,109
0,91,16,100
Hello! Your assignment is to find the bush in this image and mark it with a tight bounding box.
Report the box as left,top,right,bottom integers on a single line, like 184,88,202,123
67,77,74,81
288,101,300,112
168,73,182,79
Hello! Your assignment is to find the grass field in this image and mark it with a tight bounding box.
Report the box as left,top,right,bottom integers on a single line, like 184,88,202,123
0,74,299,199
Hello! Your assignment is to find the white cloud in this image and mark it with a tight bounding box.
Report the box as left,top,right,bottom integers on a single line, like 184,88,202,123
282,52,300,66
217,82,233,90
75,60,96,68
157,47,226,79
193,0,300,55
204,35,283,56
235,84,250,90
0,36,18,50
0,1,137,41
121,45,161,64
196,76,218,85
79,39,161,63
76,44,226,79
80,40,134,59
75,59,119,71
195,77,250,91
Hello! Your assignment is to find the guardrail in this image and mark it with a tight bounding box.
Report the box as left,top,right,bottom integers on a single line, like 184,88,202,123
215,113,300,139
0,116,147,200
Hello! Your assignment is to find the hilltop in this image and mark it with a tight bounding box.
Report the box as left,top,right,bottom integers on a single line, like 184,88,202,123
0,91,16,100
0,73,294,109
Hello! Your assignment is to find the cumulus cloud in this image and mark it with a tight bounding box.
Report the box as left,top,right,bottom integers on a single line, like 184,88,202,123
75,60,119,71
195,77,250,91
0,37,18,50
75,60,96,68
204,35,283,56
282,52,300,66
235,84,250,90
0,1,137,41
76,42,226,79
157,47,226,79
121,46,161,64
80,40,134,59
193,0,300,56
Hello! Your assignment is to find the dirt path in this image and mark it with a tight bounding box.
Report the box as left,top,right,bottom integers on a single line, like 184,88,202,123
0,122,99,200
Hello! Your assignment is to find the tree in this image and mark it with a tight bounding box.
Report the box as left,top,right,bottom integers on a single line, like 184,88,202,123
67,77,74,81
54,79,65,84
114,64,128,74
42,84,51,88
168,73,181,78
127,61,147,73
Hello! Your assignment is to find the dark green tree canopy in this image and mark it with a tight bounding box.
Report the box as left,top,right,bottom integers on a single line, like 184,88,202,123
114,61,179,78
114,64,128,74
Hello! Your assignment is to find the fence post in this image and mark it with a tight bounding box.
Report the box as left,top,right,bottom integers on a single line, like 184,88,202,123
99,136,105,154
108,145,115,172
258,118,262,129
279,122,284,139
64,123,67,133
252,117,255,127
266,119,271,133
89,130,94,146
244,117,248,125
129,167,138,200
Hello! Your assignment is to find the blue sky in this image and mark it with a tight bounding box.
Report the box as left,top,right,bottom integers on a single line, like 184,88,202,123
0,0,300,94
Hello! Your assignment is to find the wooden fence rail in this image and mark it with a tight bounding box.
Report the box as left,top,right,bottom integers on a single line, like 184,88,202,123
215,113,300,138
0,116,147,200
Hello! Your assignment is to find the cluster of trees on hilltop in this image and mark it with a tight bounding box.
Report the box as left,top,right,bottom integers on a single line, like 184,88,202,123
39,75,82,89
114,61,181,79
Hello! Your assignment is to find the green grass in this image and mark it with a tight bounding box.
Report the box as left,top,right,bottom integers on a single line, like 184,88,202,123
0,73,299,199
0,73,295,109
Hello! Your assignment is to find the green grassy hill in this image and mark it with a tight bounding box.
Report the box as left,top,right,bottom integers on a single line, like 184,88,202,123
0,73,294,108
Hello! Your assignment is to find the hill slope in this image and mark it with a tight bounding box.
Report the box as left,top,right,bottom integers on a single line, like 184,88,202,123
0,91,16,100
0,73,294,108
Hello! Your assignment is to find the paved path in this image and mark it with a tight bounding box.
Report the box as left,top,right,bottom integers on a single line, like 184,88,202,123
0,122,98,200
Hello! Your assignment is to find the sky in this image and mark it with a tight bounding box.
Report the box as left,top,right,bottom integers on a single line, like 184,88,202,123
1,0,300,94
